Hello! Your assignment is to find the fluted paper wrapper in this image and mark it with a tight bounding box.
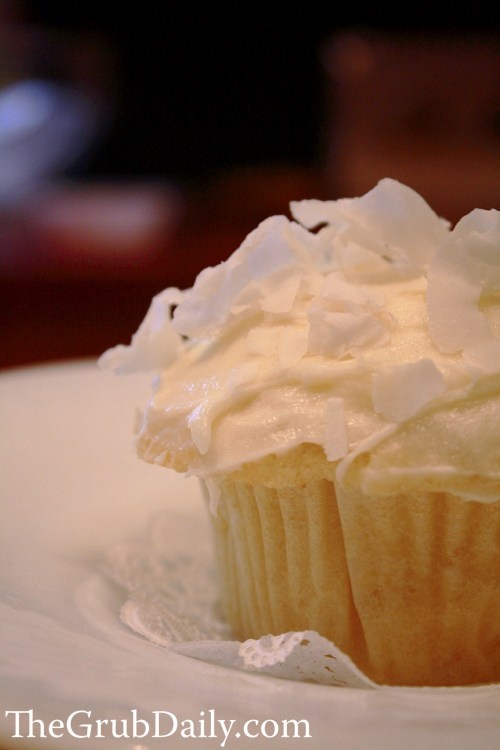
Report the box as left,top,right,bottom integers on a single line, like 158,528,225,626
210,479,500,687
334,484,500,686
210,480,369,677
103,484,500,690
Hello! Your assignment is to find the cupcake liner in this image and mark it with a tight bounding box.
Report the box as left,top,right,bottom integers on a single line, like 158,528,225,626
335,485,500,686
209,478,500,687
209,479,369,675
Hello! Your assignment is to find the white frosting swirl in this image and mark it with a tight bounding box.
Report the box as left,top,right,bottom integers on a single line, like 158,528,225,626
100,179,500,501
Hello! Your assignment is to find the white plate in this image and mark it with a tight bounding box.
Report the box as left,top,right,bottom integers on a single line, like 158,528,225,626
1,360,499,750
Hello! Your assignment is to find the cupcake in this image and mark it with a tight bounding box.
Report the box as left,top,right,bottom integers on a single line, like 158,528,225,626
100,178,500,687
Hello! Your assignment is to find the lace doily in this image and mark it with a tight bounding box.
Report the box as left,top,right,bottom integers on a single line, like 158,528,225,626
102,509,375,689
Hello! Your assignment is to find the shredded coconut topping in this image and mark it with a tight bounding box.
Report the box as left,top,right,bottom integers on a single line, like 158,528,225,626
372,359,446,422
99,179,500,496
427,208,500,372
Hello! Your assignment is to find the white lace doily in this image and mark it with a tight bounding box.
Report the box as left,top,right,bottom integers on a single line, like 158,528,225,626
102,508,375,689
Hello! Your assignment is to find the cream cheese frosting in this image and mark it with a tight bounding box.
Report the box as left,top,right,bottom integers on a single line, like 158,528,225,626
100,179,500,502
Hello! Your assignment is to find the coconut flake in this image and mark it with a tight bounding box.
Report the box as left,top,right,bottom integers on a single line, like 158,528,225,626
286,215,338,271
187,403,212,454
372,359,446,422
336,241,402,283
427,208,500,372
260,271,302,314
320,270,386,309
292,178,449,280
338,178,449,267
278,326,309,367
172,215,317,339
188,363,261,455
324,398,348,460
307,303,390,358
98,287,184,373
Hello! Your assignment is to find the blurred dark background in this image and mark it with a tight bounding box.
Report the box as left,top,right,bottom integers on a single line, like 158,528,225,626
1,1,499,369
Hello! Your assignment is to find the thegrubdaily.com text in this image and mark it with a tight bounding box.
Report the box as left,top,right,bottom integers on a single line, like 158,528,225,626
4,708,312,747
